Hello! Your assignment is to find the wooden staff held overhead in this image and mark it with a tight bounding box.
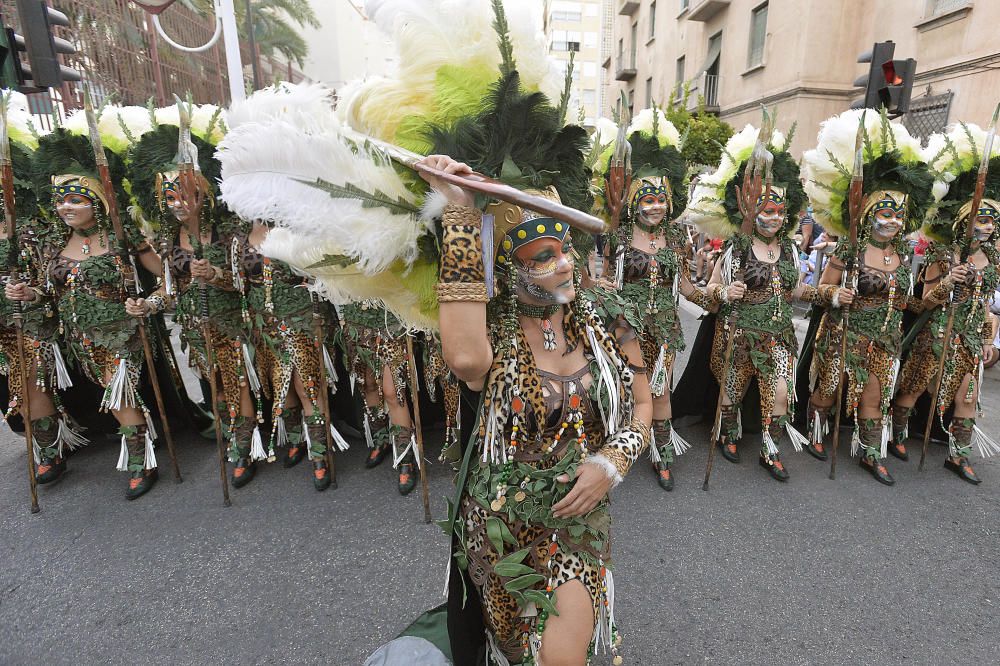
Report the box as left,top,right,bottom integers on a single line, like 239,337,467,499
83,88,182,483
0,93,39,513
919,102,1000,471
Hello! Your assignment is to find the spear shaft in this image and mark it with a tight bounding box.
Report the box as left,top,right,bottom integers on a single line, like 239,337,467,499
83,91,182,483
919,103,1000,470
1,96,39,513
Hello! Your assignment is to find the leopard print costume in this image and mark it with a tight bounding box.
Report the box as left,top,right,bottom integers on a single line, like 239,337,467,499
811,260,910,454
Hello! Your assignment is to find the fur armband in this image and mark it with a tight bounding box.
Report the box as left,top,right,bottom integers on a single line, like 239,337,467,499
587,423,649,487
925,277,953,306
815,284,839,307
686,287,713,310
436,204,489,303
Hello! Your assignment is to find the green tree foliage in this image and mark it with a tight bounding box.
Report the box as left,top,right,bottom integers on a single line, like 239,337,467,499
663,84,734,170
183,0,319,67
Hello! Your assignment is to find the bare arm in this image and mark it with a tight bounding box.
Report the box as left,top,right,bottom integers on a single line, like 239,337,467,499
420,156,494,389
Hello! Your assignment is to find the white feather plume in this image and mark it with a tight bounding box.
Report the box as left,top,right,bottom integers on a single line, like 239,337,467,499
627,107,681,148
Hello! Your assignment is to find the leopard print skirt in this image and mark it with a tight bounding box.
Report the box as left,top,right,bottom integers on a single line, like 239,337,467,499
0,329,59,409
811,316,896,419
898,329,979,412
710,320,795,422
183,326,247,421
460,497,607,662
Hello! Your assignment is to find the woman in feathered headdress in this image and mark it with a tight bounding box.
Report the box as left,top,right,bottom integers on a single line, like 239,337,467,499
11,108,167,499
891,122,1000,483
598,106,709,491
124,103,288,490
803,110,934,485
676,122,814,482
0,93,87,483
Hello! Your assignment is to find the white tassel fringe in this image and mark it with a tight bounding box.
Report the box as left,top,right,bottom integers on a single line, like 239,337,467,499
972,425,1000,458
249,425,267,461
51,343,73,389
784,422,809,453
115,434,129,471
241,343,261,394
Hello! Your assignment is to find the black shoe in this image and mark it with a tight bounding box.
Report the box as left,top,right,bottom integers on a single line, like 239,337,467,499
36,457,66,484
654,461,674,491
805,440,828,461
231,458,257,488
312,459,332,492
283,445,306,468
398,462,418,496
944,457,981,485
125,468,158,500
759,454,789,482
888,440,909,461
365,444,389,469
719,439,740,464
859,456,895,486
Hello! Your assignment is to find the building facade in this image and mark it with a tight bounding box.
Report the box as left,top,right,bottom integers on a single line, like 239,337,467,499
300,1,395,94
543,0,605,126
606,0,1000,156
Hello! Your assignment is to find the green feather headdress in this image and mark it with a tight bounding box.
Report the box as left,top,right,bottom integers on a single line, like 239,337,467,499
920,122,1000,244
687,123,804,239
804,109,933,239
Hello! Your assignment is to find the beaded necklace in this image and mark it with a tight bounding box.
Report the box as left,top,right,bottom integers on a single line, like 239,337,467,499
77,224,103,256
517,301,560,351
869,238,894,266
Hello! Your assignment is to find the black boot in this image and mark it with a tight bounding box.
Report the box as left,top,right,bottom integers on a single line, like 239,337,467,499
365,413,391,469
282,407,306,468
230,417,258,489
858,418,894,486
945,420,981,484
306,419,333,491
123,424,158,500
33,416,66,485
889,406,911,461
395,427,418,496
718,405,740,463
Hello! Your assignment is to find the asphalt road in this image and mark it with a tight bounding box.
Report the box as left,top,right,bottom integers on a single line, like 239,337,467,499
1,305,998,665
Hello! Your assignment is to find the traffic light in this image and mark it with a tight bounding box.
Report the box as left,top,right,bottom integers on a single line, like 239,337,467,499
879,57,916,116
13,0,81,90
0,18,28,89
851,40,917,118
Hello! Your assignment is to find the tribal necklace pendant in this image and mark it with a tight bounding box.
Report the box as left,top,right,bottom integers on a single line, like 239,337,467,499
870,238,893,265
517,301,560,351
753,230,777,260
78,224,102,256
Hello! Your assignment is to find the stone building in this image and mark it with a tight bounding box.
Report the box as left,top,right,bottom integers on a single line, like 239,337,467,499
606,0,999,155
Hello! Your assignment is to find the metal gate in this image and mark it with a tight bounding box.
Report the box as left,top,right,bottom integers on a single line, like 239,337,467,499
0,0,303,124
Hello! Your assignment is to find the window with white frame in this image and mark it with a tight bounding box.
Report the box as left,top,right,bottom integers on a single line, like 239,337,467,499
584,32,598,48
649,1,657,39
747,2,768,68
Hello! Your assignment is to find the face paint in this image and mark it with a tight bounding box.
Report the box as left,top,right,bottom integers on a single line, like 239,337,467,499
973,206,998,242
513,236,575,305
637,192,668,226
871,205,904,241
164,187,194,223
755,199,785,237
55,193,96,229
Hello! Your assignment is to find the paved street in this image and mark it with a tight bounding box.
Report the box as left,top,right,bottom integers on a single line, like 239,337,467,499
1,305,998,665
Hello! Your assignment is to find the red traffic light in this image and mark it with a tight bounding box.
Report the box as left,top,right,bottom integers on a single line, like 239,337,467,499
882,61,902,85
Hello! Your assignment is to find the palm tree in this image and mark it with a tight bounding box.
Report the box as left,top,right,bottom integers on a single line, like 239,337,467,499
183,0,320,68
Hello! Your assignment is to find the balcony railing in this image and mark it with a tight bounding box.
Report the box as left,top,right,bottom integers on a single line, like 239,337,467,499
688,73,720,111
615,56,637,81
687,0,731,21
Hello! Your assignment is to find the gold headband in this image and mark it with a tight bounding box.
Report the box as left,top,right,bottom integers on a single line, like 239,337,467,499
51,174,110,213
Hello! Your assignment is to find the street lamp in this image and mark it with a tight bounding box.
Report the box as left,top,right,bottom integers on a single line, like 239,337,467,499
135,0,246,102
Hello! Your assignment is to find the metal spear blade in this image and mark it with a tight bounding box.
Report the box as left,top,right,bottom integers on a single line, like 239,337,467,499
979,102,1000,176
83,86,108,167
